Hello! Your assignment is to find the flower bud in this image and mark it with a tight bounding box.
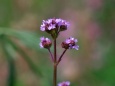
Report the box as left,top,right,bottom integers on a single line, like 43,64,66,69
58,19,69,31
61,37,79,50
39,37,52,49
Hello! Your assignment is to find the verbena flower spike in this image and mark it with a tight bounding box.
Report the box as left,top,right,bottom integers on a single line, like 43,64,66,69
39,18,79,86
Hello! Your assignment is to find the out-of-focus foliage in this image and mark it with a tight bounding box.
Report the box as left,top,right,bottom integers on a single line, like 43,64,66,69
0,0,115,86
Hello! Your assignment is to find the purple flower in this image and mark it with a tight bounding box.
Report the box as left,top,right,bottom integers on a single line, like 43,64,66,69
58,81,70,86
39,37,52,49
40,18,69,32
61,37,79,50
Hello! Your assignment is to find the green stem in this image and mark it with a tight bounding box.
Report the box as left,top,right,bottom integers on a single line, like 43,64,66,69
53,39,57,86
54,39,57,62
57,49,67,65
53,64,57,86
48,48,54,62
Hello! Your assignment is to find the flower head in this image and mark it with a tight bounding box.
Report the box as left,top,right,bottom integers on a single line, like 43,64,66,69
39,37,52,49
40,18,69,39
62,37,79,50
40,18,69,32
58,81,70,86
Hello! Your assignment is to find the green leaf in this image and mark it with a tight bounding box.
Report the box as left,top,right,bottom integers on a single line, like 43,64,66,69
6,37,43,77
1,35,16,86
0,27,45,52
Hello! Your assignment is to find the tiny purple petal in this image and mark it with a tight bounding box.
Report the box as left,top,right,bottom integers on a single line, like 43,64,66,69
45,38,49,41
40,18,69,31
65,22,70,28
56,19,62,23
74,39,78,42
58,19,69,27
40,36,45,41
48,24,56,30
65,81,70,85
39,42,43,48
40,24,45,31
39,37,52,49
62,37,79,50
65,39,71,44
73,45,79,50
58,81,70,86
71,37,74,40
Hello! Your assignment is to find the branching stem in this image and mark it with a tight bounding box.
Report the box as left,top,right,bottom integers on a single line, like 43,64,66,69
48,48,54,62
57,49,67,65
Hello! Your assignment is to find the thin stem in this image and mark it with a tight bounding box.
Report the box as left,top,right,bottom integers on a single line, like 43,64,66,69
54,39,57,62
53,39,57,86
57,49,67,65
48,49,54,62
53,64,57,86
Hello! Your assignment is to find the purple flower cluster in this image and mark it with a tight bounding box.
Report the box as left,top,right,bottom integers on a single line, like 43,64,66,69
39,18,79,86
58,81,70,86
62,37,79,50
40,18,69,32
39,37,52,49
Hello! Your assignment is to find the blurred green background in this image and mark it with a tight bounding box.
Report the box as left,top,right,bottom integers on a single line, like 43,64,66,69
0,0,115,86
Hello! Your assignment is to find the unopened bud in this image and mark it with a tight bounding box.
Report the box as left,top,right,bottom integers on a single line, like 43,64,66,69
61,37,79,50
39,37,52,49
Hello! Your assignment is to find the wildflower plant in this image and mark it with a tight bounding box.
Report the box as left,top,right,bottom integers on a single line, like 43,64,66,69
39,18,79,86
